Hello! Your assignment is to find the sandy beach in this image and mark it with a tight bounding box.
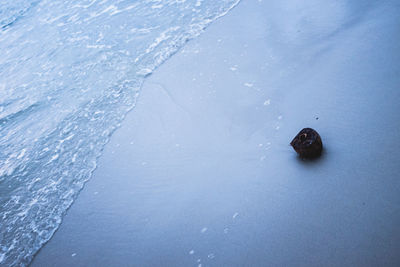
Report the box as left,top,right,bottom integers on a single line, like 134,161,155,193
31,0,400,266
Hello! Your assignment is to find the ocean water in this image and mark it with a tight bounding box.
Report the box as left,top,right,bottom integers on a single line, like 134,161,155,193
0,0,240,265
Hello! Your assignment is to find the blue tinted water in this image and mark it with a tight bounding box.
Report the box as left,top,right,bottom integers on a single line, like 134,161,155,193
0,0,240,265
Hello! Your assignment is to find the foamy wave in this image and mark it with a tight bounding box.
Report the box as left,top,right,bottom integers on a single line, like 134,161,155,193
0,0,240,266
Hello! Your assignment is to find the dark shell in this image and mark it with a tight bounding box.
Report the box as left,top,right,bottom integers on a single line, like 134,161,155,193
290,128,323,158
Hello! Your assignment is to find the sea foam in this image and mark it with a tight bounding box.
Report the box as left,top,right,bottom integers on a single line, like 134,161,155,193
0,0,240,265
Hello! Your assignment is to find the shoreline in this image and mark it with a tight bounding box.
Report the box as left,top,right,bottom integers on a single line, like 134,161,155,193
32,0,400,266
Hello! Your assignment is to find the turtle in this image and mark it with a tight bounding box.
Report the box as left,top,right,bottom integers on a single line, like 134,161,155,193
290,128,323,158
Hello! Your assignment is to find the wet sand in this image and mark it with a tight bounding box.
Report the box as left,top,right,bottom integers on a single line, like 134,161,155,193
32,0,400,266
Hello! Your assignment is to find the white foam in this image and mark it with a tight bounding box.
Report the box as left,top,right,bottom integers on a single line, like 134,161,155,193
0,0,243,265
48,154,59,163
17,149,26,159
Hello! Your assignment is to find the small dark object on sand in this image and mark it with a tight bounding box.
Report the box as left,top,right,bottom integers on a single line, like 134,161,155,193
290,128,323,158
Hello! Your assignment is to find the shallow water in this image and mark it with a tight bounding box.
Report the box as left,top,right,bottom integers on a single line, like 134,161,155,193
0,0,240,265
